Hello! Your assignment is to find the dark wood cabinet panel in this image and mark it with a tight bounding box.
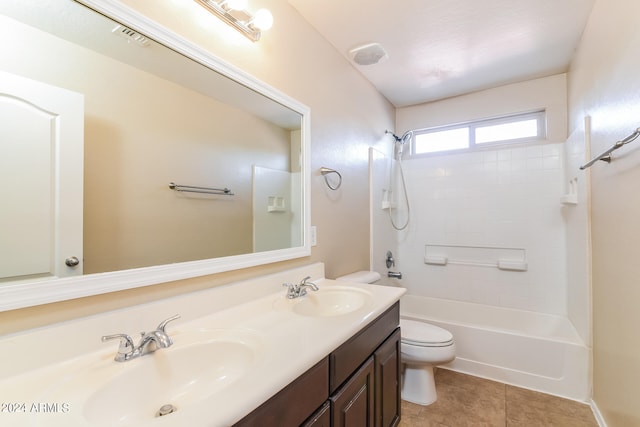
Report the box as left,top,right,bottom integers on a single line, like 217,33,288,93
330,303,400,393
330,356,375,427
375,328,401,427
302,401,331,427
233,357,329,427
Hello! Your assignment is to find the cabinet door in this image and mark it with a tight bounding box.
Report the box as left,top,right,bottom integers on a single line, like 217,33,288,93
330,356,375,427
375,328,401,427
302,401,330,427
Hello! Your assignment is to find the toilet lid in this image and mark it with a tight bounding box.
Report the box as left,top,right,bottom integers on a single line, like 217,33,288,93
400,318,453,346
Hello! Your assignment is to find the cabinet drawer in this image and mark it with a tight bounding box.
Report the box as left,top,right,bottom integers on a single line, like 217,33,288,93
329,302,399,393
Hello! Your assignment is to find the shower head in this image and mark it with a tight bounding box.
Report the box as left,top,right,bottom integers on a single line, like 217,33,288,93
400,130,413,144
385,129,413,144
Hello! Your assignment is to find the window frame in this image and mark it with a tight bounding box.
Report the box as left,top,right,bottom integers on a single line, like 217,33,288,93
409,110,546,157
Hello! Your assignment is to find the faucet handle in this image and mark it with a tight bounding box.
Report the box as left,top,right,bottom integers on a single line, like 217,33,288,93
283,282,298,298
102,333,135,359
157,314,181,333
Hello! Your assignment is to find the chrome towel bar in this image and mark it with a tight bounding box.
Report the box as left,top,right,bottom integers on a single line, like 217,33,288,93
169,182,234,196
580,127,640,170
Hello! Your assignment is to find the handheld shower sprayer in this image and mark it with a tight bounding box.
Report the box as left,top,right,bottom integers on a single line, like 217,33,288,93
383,130,412,231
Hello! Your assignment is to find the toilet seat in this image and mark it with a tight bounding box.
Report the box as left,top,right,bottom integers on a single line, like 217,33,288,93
400,319,453,347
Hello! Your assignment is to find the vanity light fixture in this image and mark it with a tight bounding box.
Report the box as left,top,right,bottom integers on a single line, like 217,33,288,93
194,0,273,42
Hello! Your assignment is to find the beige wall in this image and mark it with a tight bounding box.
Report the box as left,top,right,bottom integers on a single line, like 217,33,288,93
0,0,394,332
568,0,640,425
82,64,291,272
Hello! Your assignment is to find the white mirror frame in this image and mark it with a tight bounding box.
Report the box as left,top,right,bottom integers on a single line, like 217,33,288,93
0,0,311,311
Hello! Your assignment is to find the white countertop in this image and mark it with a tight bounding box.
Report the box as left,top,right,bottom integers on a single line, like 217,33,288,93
0,263,404,427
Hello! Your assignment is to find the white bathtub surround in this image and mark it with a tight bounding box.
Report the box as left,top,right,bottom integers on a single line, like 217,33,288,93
381,142,592,401
401,294,590,402
397,143,568,314
0,263,405,426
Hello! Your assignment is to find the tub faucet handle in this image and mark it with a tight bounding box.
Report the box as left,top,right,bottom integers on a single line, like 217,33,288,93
386,251,395,268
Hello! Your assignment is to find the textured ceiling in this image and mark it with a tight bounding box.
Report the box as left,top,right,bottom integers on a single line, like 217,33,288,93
289,0,595,107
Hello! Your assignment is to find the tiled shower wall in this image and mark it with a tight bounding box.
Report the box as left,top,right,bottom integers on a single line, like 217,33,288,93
395,142,568,315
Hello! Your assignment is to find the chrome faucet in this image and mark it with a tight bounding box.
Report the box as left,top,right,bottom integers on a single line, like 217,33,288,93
102,314,180,362
388,271,403,279
283,276,319,299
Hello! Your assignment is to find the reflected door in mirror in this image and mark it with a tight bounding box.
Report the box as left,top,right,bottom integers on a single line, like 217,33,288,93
0,71,84,280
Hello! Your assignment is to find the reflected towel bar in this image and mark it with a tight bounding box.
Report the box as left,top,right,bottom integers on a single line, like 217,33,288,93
580,127,640,170
169,182,234,195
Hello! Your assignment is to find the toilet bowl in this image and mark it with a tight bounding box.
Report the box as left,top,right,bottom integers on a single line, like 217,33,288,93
336,271,456,406
399,318,455,405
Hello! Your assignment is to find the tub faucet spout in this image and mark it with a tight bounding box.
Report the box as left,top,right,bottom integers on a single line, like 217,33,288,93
388,271,402,279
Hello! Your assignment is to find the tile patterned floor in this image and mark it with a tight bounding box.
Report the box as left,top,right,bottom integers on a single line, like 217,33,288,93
399,369,598,427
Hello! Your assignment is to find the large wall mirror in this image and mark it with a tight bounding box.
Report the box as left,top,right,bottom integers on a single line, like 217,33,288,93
0,0,310,310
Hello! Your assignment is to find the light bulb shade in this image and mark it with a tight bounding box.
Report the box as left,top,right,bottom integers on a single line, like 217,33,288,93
223,0,247,10
252,9,273,31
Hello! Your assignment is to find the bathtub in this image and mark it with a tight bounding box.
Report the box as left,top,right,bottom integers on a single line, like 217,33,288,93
400,294,591,402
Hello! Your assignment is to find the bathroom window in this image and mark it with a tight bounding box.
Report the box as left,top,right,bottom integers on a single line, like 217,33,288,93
411,110,546,156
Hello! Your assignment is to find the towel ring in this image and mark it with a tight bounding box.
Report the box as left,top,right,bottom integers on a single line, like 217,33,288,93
320,167,342,190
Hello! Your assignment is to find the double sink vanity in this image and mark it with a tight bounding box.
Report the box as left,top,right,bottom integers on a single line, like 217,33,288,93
0,263,405,426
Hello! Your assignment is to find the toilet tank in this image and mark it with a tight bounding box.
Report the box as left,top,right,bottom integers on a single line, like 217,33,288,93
336,271,381,284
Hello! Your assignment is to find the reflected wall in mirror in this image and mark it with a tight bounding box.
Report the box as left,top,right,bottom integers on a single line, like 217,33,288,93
0,0,310,310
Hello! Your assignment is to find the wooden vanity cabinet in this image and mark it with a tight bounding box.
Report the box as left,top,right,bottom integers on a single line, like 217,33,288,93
233,302,401,427
234,358,330,427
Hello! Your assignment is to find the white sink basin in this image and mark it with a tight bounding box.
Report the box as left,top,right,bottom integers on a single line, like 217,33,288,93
291,286,373,317
48,329,261,427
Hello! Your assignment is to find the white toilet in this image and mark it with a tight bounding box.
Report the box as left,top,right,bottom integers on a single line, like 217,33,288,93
336,271,456,406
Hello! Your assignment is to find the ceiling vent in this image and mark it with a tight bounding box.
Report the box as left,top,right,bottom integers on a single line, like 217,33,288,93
112,25,151,47
349,43,388,66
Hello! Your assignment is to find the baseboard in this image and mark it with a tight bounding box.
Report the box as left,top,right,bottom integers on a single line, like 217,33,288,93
591,399,608,427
